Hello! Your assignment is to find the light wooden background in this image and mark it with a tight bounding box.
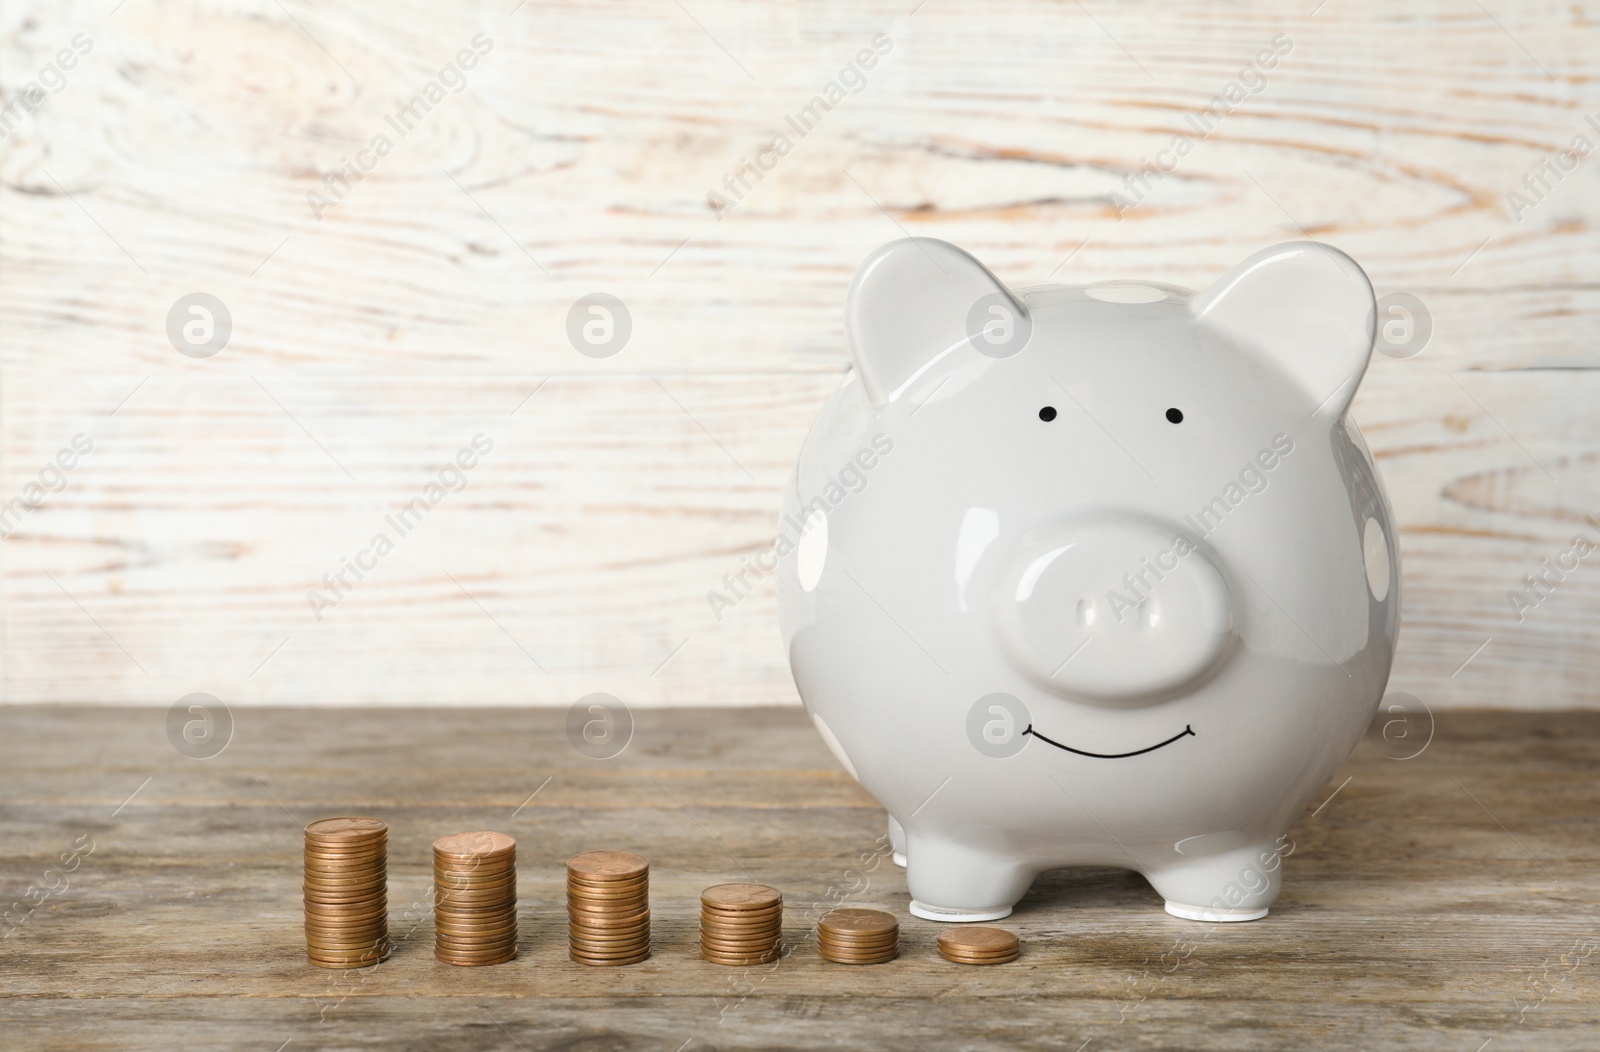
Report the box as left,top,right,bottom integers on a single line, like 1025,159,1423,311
1,0,1597,708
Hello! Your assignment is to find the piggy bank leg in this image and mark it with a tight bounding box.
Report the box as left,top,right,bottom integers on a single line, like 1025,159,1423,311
887,815,907,868
904,834,1032,922
1145,839,1282,922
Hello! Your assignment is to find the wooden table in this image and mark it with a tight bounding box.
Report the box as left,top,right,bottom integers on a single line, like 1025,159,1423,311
2,705,1596,1049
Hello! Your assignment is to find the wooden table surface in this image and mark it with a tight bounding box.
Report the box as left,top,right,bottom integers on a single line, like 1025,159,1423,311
2,705,1597,1050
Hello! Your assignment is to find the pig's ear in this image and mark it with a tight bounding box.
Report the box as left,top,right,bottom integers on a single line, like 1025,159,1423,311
1191,241,1376,420
846,238,1021,406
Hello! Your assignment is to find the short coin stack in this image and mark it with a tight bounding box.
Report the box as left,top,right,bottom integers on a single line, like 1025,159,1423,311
567,851,650,966
699,883,783,965
937,925,1019,965
432,832,518,966
817,908,898,965
303,817,391,969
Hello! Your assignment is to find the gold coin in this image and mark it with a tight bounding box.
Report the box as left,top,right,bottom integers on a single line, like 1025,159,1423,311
566,851,649,882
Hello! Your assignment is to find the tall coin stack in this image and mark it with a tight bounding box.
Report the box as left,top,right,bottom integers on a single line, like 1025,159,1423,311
817,908,898,965
566,851,650,966
432,832,518,966
303,817,390,969
699,883,783,965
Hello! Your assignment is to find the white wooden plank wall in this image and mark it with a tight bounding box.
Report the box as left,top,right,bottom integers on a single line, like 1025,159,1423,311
1,0,1597,707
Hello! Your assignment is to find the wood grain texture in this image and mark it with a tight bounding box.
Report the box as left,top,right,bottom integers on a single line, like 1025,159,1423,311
1,705,1597,1050
1,1,1599,705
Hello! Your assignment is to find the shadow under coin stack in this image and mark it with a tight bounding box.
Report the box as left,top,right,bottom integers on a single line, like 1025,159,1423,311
432,832,518,966
567,851,650,966
303,817,390,969
699,883,783,965
817,908,898,965
937,925,1019,965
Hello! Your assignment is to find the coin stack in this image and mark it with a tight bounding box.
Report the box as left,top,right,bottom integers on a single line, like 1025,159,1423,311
303,817,390,969
699,883,783,965
817,908,898,965
433,831,518,966
937,926,1019,965
567,851,650,966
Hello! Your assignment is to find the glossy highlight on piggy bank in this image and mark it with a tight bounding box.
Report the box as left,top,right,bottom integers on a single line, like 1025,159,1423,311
777,238,1398,922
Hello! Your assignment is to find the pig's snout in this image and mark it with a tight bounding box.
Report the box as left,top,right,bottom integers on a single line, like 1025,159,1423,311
996,516,1234,705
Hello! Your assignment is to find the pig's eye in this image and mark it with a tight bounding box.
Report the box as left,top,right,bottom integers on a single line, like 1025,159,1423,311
1039,406,1057,422
1166,408,1184,424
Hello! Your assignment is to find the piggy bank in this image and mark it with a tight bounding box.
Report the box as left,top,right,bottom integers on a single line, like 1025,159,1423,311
776,238,1397,923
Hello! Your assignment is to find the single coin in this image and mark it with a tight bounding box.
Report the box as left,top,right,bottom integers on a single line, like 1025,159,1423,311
566,851,649,882
569,927,651,945
702,898,782,916
304,843,387,858
303,893,387,909
436,950,517,966
819,931,899,948
435,889,517,907
567,904,649,920
819,909,897,935
700,908,782,926
308,952,389,968
436,934,519,952
305,932,389,948
566,883,649,900
700,941,780,955
434,870,516,887
937,926,1017,955
434,914,518,932
434,831,515,857
436,931,518,946
700,883,782,911
700,920,780,933
566,886,648,901
567,903,649,921
566,881,648,897
569,949,651,966
302,869,387,882
306,817,388,841
303,887,387,903
702,901,782,919
702,949,781,966
436,899,517,915
304,913,388,929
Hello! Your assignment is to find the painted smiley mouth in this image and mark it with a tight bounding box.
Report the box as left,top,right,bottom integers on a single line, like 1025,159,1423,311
1023,723,1195,759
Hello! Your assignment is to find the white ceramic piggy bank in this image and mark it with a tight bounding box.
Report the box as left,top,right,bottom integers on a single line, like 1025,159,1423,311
776,238,1397,923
